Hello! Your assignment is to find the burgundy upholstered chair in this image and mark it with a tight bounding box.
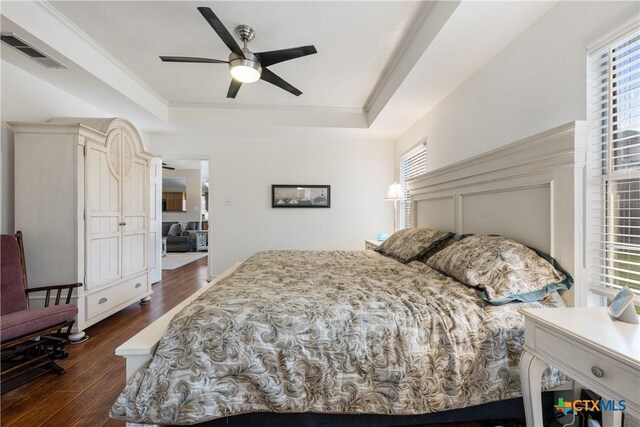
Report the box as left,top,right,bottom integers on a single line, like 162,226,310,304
1,231,81,391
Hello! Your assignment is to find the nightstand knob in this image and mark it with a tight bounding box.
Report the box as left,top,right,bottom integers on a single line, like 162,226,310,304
591,366,605,378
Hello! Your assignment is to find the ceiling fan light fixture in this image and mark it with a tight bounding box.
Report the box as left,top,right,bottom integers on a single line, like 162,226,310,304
229,51,262,83
161,8,316,97
230,63,261,83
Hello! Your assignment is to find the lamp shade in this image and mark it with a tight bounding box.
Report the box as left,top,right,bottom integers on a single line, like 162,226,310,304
385,183,404,200
229,52,262,83
230,64,261,83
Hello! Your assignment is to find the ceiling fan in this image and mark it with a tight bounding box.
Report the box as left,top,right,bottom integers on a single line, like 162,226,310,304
160,7,317,99
162,163,175,170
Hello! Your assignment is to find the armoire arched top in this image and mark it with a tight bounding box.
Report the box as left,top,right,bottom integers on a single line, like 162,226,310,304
48,117,153,160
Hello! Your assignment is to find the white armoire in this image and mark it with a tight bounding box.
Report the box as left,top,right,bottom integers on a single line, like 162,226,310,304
11,118,153,342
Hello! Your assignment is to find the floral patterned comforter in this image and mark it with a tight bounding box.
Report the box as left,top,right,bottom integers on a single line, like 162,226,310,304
111,250,567,425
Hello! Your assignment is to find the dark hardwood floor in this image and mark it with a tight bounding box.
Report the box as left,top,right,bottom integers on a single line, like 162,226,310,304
0,257,485,427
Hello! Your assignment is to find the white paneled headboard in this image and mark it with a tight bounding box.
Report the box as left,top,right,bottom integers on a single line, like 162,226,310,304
407,122,588,307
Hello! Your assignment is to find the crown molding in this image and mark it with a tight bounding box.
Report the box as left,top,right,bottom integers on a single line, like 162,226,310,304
587,16,640,53
7,121,106,141
363,1,459,125
34,1,169,107
169,102,363,115
363,2,435,114
169,102,367,129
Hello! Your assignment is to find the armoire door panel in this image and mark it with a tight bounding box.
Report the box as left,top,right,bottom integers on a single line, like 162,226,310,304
122,234,146,276
120,134,147,276
95,129,146,279
123,161,147,215
89,216,119,236
88,147,120,214
86,141,121,289
123,215,145,232
87,235,120,288
124,133,149,283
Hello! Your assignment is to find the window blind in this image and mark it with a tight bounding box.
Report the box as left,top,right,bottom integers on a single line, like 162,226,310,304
400,142,427,228
588,28,640,300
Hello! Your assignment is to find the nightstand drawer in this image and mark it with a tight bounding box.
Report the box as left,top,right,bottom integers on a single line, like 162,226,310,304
521,307,640,426
535,328,639,401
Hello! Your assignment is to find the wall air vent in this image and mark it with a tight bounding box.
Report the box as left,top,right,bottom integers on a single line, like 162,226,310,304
0,32,68,69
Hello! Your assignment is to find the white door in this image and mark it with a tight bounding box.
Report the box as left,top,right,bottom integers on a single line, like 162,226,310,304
85,138,121,289
148,157,162,283
120,130,147,278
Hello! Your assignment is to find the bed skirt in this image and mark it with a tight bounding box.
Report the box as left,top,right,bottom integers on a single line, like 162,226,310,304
176,393,555,427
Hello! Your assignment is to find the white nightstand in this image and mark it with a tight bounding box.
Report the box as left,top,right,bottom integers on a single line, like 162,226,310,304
365,239,382,251
520,307,640,427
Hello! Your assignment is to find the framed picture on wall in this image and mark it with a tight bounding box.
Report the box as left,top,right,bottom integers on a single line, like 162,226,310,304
272,185,331,208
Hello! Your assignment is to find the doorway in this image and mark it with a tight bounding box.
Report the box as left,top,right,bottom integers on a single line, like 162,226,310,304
149,156,211,283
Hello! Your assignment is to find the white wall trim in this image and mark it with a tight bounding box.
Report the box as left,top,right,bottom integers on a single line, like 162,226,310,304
169,102,363,115
586,16,640,53
7,121,105,142
169,103,368,130
364,1,437,114
364,1,459,125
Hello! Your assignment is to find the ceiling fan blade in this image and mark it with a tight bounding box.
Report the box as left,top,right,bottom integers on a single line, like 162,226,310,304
255,45,317,67
197,7,243,57
227,79,242,98
160,56,228,64
260,68,302,96
162,163,175,170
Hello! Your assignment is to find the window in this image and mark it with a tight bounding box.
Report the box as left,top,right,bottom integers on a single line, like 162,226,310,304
400,142,427,229
588,27,640,304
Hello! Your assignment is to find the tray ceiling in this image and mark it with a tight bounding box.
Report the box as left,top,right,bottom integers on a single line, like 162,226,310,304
50,1,424,108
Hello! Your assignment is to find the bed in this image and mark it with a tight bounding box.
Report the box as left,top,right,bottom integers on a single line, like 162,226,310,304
112,122,588,426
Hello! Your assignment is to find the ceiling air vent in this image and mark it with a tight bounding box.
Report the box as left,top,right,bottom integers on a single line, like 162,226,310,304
0,32,68,69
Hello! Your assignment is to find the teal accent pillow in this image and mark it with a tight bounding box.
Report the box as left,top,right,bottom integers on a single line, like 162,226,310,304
426,235,573,305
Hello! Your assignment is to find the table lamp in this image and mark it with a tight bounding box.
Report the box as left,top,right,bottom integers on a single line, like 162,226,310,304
385,183,404,233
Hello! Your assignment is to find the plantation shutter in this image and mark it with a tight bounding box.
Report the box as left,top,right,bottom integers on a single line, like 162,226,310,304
588,28,640,300
400,142,427,228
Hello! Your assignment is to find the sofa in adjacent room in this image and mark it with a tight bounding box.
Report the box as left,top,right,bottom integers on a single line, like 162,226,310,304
162,221,199,252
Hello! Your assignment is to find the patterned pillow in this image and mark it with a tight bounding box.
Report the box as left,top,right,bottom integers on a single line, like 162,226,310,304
375,228,454,263
167,223,182,237
426,235,572,305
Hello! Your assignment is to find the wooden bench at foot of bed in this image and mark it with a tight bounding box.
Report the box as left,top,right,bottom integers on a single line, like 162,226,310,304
115,262,242,381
